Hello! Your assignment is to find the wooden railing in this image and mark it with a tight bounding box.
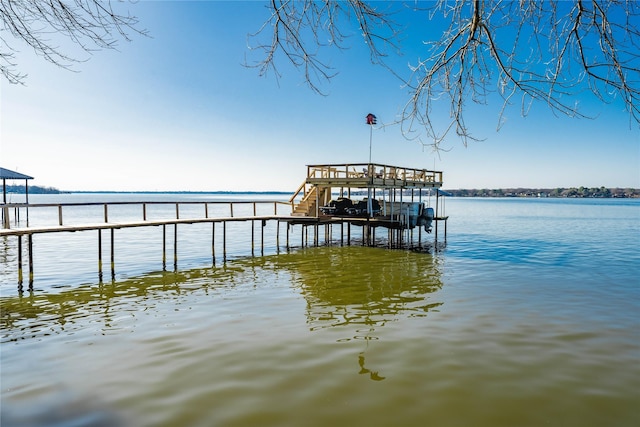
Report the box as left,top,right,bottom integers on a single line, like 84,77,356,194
305,163,443,184
1,200,292,230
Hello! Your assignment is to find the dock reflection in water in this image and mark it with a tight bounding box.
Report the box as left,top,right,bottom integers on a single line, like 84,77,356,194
1,246,446,427
278,246,443,381
2,245,638,427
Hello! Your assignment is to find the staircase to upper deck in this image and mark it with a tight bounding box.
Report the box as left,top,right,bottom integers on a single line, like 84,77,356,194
291,185,330,217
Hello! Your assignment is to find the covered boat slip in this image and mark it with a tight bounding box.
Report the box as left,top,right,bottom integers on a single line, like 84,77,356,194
1,167,34,228
289,163,448,231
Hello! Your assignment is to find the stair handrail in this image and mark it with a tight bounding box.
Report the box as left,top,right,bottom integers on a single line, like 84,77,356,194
289,181,308,205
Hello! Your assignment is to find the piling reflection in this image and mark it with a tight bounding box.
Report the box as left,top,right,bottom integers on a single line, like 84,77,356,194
273,246,443,329
258,246,444,380
0,267,242,341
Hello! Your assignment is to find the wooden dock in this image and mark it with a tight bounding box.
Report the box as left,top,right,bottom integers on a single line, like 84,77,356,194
1,163,449,291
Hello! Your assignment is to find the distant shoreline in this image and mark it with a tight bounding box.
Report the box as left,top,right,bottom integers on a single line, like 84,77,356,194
3,185,639,198
444,187,639,198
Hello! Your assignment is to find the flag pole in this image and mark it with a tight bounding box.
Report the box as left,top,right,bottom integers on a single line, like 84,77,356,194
369,124,373,166
368,124,373,222
365,113,377,220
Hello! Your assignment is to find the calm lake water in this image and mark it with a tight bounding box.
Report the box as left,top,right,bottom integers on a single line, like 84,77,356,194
1,194,639,427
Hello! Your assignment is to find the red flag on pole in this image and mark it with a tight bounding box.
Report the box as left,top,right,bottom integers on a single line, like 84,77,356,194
366,113,377,125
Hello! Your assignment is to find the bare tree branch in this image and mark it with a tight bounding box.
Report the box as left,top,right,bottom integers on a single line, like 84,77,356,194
2,0,637,149
246,0,401,94
248,0,640,148
0,0,146,84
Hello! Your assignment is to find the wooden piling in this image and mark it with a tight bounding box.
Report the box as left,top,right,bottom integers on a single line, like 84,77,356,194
28,234,33,287
98,229,103,281
211,222,216,265
162,224,167,271
223,221,227,261
110,229,115,280
313,224,318,247
173,224,178,271
251,220,255,256
2,206,9,229
286,222,290,250
17,235,22,286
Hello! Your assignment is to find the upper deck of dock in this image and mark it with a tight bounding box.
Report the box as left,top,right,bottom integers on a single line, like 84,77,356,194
302,163,443,189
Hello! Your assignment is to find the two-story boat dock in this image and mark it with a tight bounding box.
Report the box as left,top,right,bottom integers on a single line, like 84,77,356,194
1,163,449,290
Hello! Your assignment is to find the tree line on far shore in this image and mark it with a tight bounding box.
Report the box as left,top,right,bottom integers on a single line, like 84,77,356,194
445,187,640,198
3,185,65,194
3,185,639,198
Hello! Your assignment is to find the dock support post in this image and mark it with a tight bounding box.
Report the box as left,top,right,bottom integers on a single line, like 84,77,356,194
162,225,167,271
110,229,115,280
326,224,331,246
251,220,255,256
435,193,439,248
314,224,318,247
363,223,367,246
276,221,280,253
261,220,265,256
98,229,103,282
212,222,216,265
17,235,23,288
28,234,33,288
434,220,438,249
444,218,448,242
173,224,178,271
286,222,290,250
223,221,227,262
2,206,9,229
340,222,344,246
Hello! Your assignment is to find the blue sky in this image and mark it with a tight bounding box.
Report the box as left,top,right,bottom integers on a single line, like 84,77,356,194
1,1,638,192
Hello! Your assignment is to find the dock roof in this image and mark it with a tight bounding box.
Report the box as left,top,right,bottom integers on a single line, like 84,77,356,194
1,167,34,205
0,167,34,180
